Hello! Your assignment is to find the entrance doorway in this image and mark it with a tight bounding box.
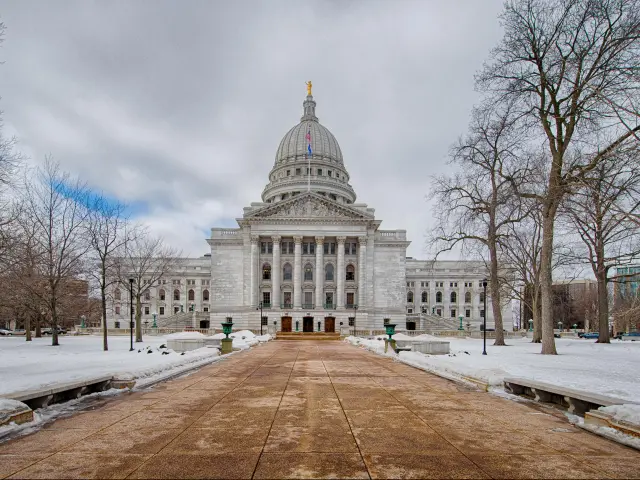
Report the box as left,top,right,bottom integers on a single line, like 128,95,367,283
281,316,292,332
324,317,335,333
303,316,314,332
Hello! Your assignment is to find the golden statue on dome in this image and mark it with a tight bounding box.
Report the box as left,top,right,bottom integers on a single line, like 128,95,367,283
306,81,312,96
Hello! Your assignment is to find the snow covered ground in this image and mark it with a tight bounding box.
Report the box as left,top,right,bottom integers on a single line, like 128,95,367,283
0,335,223,396
347,335,640,403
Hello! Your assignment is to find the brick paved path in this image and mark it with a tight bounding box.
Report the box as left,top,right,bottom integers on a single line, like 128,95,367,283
1,341,639,479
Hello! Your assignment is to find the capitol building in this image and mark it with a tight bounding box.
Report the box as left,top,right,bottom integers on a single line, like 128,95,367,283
109,89,511,333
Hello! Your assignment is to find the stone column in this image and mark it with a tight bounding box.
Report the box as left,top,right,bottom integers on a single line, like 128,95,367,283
271,235,281,308
336,236,346,309
293,236,303,308
250,235,259,307
315,236,324,309
358,236,367,308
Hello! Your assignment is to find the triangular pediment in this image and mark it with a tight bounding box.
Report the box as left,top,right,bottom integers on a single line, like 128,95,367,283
246,192,373,220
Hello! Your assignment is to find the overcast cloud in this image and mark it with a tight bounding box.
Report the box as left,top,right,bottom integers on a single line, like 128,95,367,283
0,0,505,258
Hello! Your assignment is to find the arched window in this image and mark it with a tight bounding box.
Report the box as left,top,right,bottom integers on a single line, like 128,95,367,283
479,292,485,303
144,291,150,301
436,291,442,303
325,263,334,281
188,289,195,301
174,289,180,301
262,263,271,280
304,264,313,281
465,291,471,303
450,292,457,303
114,289,121,300
407,291,414,303
421,291,428,303
159,289,165,301
283,263,292,281
202,289,209,301
346,264,355,281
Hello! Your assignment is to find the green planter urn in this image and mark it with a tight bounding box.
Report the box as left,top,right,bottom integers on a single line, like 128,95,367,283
221,318,234,339
384,323,396,340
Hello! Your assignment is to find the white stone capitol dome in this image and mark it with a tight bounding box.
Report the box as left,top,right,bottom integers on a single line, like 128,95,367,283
262,92,356,205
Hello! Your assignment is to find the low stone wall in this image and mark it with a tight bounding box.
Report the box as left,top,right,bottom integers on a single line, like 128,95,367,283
395,339,450,355
166,337,221,352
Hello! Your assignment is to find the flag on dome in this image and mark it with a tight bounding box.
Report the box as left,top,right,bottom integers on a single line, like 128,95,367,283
306,127,312,156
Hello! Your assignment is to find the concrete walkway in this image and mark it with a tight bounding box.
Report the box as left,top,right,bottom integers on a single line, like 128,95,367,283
1,341,639,479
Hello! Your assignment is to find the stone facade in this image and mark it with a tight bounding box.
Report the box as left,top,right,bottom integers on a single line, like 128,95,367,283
106,93,511,332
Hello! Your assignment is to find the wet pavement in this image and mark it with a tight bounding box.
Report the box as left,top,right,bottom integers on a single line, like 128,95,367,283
1,340,639,479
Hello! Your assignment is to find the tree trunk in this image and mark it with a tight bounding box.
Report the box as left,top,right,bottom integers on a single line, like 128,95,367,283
51,305,59,347
539,212,557,354
35,315,41,337
595,268,610,343
25,315,32,341
135,295,142,342
101,284,109,351
488,239,505,345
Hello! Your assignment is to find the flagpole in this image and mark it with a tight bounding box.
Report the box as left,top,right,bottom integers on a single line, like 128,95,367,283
307,123,311,192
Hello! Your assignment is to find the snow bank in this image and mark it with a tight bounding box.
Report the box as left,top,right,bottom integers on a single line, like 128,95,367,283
0,399,28,411
598,404,640,425
0,336,221,396
345,336,397,358
165,331,207,340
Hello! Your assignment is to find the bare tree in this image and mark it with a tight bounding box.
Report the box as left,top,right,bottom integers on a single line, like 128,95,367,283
562,154,640,342
117,235,180,343
87,195,135,351
479,0,640,354
428,103,528,345
19,158,91,346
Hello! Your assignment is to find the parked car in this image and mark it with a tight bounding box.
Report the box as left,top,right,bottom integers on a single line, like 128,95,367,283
0,328,14,336
614,332,640,341
579,332,599,339
42,327,67,335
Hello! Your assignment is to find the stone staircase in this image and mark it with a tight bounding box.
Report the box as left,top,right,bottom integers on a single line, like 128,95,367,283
407,314,459,332
155,311,210,329
276,332,341,341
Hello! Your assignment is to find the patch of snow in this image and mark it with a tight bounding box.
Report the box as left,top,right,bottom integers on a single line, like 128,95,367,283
0,399,29,411
165,331,207,339
579,423,640,451
598,404,640,426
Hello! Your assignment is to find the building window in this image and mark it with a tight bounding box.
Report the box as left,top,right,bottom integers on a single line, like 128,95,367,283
450,292,457,303
174,306,180,314
304,264,313,281
263,292,271,306
327,170,332,177
479,292,485,303
115,306,120,315
114,289,121,300
465,309,471,318
144,291,150,301
480,309,485,318
203,307,209,312
346,264,355,281
174,289,180,301
201,279,209,286
421,291,428,303
407,291,414,303
158,306,164,315
304,291,313,307
203,289,209,301
283,291,292,307
114,321,120,328
451,309,456,318
159,289,165,301
323,242,336,254
465,291,471,303
296,168,301,175
283,263,292,281
188,289,195,301
173,279,181,285
329,194,337,200
345,242,357,255
261,316,268,326
349,317,355,326
261,242,273,254
436,291,442,303
383,318,390,325
303,242,315,255
286,170,291,176
325,292,334,307
408,308,413,314
346,292,355,306
325,263,334,281
317,168,323,176
436,308,442,316
263,263,272,280
281,241,294,254
145,306,150,315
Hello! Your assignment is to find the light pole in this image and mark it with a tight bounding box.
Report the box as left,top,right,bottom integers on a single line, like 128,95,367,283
80,315,86,329
152,311,157,328
482,278,487,356
129,278,134,351
256,300,263,335
353,304,358,336
458,315,463,331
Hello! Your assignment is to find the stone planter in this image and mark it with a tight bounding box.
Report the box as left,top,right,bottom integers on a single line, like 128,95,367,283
395,339,450,355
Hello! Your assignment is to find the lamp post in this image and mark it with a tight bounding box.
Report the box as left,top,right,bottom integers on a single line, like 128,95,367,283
353,304,358,336
256,300,263,336
458,315,463,331
80,315,86,329
152,312,157,328
129,278,134,352
482,278,487,356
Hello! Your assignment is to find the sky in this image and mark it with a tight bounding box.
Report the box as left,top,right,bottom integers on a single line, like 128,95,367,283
0,0,506,259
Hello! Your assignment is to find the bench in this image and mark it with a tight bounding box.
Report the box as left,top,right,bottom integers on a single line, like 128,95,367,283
503,377,639,416
3,376,116,409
